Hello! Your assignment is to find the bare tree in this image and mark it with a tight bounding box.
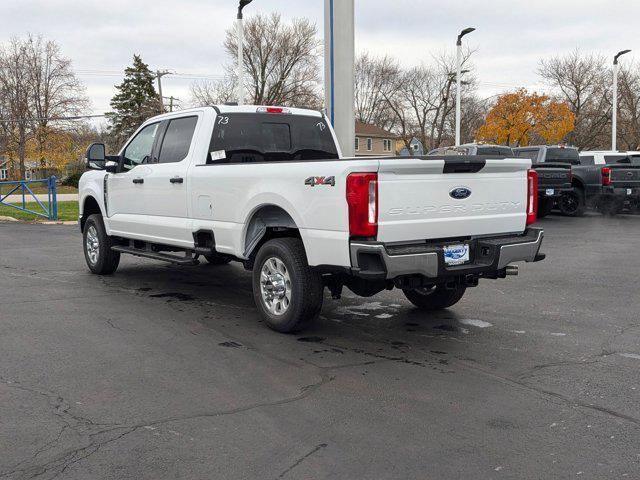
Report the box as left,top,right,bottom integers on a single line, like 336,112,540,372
538,50,610,149
618,64,640,150
354,53,401,130
190,77,236,107
223,13,322,108
0,38,31,178
26,36,88,170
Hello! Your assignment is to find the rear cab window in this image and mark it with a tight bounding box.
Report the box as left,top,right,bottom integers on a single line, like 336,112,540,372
579,155,595,166
604,155,630,164
476,146,514,156
514,149,539,161
208,113,339,164
545,148,579,164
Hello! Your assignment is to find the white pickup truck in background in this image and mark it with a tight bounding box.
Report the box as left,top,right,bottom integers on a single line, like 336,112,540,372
79,105,545,332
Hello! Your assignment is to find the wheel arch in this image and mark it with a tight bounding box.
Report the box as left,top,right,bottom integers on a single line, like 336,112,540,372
80,195,103,231
242,204,303,264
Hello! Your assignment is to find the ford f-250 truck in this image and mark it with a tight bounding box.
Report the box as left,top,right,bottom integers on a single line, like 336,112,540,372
79,105,545,332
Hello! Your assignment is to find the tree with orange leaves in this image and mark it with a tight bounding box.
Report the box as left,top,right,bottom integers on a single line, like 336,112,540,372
477,89,575,146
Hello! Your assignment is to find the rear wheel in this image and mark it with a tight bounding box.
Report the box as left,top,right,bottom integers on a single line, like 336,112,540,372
83,214,120,275
252,238,323,333
403,285,466,311
559,189,585,217
597,197,622,216
537,197,554,218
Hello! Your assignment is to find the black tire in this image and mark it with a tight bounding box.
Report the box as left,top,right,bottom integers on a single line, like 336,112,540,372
559,189,585,217
537,197,554,218
83,214,120,275
597,198,622,216
203,253,232,265
403,285,466,311
252,238,323,333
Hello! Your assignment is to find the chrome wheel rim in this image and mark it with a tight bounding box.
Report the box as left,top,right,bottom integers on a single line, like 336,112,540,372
86,225,100,265
260,257,292,316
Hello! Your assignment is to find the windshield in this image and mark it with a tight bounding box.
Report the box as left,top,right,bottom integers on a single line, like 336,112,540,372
208,113,339,163
546,148,579,164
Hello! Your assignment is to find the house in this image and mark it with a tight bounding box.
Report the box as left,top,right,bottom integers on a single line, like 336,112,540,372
354,121,397,157
0,156,7,181
398,137,425,156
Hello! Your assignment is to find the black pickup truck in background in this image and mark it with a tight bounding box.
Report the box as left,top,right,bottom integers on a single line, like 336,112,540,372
580,151,640,214
512,146,579,216
429,144,575,218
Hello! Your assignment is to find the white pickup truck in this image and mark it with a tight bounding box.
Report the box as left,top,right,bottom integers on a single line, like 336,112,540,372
79,105,545,332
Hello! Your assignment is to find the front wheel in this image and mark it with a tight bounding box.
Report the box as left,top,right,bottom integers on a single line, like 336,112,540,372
252,238,323,333
83,214,120,275
403,285,466,311
559,190,585,217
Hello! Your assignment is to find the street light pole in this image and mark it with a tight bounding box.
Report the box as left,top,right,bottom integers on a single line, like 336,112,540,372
455,27,475,146
237,0,253,105
612,49,631,151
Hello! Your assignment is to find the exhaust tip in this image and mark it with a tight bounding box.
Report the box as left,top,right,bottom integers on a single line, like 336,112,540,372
505,265,519,276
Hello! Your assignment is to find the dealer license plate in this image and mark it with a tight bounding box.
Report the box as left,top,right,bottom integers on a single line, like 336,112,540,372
546,189,555,196
444,244,470,266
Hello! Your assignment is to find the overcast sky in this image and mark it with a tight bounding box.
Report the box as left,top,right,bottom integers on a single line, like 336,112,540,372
3,0,639,119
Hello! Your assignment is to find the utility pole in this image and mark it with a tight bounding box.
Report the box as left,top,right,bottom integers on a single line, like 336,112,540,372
612,49,631,151
156,70,171,113
455,27,475,146
237,0,253,105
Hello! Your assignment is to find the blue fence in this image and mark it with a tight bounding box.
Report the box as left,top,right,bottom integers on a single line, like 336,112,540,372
0,177,58,220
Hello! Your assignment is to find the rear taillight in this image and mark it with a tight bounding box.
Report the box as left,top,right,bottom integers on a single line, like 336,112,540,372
568,169,573,183
526,169,538,225
601,167,612,186
346,173,378,237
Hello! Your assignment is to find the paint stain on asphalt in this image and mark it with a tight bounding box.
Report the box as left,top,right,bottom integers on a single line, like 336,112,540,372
150,292,195,301
459,319,493,328
297,336,325,343
219,341,243,348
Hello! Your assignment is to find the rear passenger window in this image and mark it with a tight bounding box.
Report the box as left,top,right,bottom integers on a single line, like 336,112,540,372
516,150,538,161
158,116,198,163
604,155,629,164
579,156,595,166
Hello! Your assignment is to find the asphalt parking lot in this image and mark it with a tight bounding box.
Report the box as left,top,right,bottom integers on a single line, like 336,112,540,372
1,213,639,480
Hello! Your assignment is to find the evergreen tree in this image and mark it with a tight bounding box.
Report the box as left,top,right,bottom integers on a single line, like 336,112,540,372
107,55,159,145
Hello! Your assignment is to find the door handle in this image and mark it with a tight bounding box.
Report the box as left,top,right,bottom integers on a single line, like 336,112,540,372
133,178,144,184
170,177,184,184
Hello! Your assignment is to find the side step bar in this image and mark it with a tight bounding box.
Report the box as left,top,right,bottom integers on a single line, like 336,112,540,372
111,245,199,266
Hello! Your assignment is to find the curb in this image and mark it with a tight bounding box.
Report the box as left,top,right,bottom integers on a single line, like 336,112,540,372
0,216,75,225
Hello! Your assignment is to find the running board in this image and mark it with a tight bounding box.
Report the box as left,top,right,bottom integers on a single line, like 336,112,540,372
111,246,199,266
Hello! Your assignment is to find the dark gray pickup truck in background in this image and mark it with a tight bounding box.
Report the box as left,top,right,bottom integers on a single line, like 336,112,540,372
514,146,585,216
579,151,640,214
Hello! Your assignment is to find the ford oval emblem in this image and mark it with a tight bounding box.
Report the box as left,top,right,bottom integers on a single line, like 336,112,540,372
449,187,472,200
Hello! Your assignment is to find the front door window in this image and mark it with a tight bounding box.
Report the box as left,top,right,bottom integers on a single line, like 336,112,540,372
122,123,159,170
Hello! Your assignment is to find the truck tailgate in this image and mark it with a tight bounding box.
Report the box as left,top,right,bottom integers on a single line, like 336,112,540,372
610,165,640,188
377,157,529,243
534,163,572,189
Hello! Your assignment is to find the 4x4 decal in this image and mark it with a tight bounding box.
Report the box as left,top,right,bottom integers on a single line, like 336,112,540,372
305,176,336,187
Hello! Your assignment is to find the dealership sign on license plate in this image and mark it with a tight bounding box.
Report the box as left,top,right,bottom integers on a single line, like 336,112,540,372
546,189,555,196
444,244,470,266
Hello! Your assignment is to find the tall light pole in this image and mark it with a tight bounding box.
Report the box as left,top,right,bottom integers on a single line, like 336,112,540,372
612,49,631,151
455,27,475,146
237,0,253,105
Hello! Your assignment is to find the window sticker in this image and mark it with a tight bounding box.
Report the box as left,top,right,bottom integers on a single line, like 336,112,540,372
210,150,226,161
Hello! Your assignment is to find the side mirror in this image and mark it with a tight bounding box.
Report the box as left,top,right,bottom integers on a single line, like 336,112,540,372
86,143,106,170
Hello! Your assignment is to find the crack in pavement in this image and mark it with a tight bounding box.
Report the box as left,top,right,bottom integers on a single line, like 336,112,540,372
0,370,334,480
277,443,328,479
